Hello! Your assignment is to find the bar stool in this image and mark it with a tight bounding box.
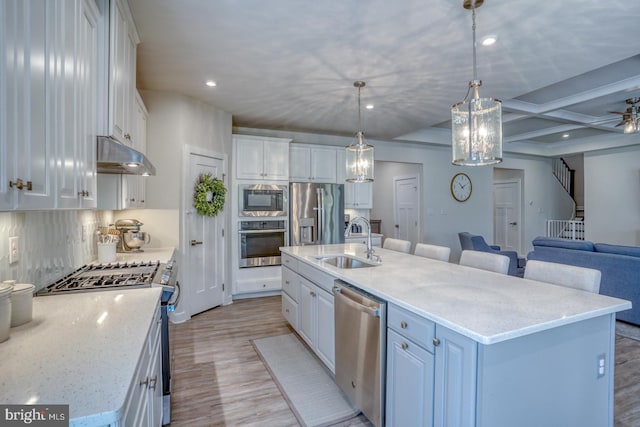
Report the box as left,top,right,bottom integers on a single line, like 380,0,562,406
414,243,451,262
459,250,509,275
524,260,601,293
383,238,412,254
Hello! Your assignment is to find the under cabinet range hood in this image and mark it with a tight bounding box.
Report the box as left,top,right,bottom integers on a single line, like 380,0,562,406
96,136,156,176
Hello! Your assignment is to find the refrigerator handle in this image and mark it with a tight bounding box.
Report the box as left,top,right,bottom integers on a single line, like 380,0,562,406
316,188,324,244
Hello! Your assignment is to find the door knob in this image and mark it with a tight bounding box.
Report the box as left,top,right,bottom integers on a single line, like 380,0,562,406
191,240,203,246
395,224,399,228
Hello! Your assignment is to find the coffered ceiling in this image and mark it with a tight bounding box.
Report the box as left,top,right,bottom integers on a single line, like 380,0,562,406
128,0,640,156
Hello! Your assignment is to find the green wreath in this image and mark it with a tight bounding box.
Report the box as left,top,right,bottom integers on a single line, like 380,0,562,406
193,173,227,217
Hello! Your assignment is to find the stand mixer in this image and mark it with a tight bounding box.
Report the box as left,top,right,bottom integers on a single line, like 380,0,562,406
115,219,151,252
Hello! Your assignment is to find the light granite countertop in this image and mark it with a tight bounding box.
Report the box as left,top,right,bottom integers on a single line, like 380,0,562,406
0,287,163,426
281,243,631,345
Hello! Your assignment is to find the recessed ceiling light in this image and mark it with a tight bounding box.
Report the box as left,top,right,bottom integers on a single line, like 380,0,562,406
366,104,374,110
205,80,217,87
481,35,497,46
562,133,570,138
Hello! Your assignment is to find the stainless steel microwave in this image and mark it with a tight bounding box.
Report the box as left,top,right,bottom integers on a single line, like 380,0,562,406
239,184,288,217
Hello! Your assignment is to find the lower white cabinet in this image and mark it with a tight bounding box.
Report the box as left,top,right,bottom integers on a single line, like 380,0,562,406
386,303,477,427
122,303,163,427
281,255,335,372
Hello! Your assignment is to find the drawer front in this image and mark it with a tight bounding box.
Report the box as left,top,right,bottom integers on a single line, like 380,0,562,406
282,292,298,329
282,267,299,301
281,253,298,272
298,261,336,293
388,303,436,352
236,277,281,294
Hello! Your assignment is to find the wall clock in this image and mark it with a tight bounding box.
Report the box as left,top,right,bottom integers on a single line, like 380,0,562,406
450,172,472,202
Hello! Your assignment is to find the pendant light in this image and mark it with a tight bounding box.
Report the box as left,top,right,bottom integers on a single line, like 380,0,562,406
451,0,502,166
346,81,374,182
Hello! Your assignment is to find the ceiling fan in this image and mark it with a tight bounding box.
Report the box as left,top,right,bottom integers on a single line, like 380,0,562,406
610,98,640,134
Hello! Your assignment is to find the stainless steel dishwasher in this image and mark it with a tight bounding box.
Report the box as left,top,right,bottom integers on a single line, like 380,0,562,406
333,280,386,427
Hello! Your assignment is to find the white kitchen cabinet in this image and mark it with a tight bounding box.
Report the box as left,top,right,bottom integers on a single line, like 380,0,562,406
290,145,337,183
386,302,476,427
345,181,373,209
386,329,434,427
107,0,138,145
234,135,290,181
281,254,335,372
122,303,163,427
55,0,99,209
433,325,477,427
1,0,98,211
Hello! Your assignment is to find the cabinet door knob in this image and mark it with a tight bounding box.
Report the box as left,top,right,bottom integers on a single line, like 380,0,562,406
401,342,408,350
149,376,158,390
310,291,316,297
433,338,441,347
400,321,407,329
140,376,149,387
9,179,23,190
124,133,131,140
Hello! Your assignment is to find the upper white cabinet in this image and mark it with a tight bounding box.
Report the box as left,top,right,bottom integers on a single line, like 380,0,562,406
107,0,139,145
234,135,290,181
290,145,337,183
1,0,98,211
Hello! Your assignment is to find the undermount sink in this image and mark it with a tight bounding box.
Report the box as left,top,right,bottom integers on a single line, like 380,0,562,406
315,255,379,269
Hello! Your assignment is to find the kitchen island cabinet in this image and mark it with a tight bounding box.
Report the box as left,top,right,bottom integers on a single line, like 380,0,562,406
0,288,163,426
280,244,631,427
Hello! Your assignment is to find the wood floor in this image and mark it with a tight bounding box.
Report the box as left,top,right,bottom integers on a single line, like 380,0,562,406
169,296,640,426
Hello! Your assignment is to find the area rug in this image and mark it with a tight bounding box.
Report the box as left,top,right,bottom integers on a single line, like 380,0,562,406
616,321,640,341
252,333,360,427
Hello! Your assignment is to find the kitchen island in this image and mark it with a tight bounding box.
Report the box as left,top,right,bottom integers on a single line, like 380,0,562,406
280,243,631,427
0,287,163,426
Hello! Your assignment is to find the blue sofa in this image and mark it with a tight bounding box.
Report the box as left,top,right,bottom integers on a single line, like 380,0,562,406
458,232,526,277
527,237,640,325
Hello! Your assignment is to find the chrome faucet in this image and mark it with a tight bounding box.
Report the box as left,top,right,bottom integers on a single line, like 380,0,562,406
344,216,381,263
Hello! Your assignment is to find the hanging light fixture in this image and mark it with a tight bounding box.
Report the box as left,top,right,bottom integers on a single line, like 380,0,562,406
346,81,374,182
610,98,640,134
451,0,502,166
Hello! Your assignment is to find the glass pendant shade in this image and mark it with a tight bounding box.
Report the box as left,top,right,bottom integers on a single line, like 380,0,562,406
451,0,503,166
452,91,503,166
623,120,636,134
346,131,374,182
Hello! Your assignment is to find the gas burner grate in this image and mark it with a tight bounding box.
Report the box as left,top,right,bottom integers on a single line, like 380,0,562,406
42,261,161,294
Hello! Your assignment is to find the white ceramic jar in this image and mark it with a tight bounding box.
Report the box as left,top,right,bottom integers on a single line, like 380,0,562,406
0,283,12,343
10,284,35,327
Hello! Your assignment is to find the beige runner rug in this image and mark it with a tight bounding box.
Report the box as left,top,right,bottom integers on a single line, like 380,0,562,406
252,333,360,427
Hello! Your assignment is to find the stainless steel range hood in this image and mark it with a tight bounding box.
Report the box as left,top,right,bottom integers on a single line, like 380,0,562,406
96,136,156,176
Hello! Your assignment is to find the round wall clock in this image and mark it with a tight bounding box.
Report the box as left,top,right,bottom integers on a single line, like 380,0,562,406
450,172,472,202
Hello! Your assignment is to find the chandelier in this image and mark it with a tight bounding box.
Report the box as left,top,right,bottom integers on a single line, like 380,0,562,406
345,81,374,182
451,0,503,166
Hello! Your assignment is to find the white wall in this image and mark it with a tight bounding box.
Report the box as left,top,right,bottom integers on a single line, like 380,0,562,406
585,145,640,245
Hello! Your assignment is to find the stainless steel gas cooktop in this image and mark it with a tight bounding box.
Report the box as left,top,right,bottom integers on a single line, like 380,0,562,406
38,261,161,294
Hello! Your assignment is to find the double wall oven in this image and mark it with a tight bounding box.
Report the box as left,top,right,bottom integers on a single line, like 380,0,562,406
37,255,179,425
238,183,288,268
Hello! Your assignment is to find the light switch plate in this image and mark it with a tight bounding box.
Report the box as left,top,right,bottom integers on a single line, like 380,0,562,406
9,236,19,264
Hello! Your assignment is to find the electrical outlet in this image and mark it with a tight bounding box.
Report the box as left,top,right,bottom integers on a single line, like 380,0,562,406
597,354,606,378
9,236,19,264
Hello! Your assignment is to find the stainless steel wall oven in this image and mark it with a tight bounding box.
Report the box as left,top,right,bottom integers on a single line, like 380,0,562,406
239,184,287,217
239,220,286,267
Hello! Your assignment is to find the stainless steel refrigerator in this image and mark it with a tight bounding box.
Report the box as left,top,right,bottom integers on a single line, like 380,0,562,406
290,182,345,246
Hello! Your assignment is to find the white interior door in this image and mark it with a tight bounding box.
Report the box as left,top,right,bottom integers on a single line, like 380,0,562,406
185,152,225,316
493,180,522,254
393,175,420,246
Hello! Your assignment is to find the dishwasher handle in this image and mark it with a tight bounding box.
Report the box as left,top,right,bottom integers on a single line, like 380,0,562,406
333,285,380,318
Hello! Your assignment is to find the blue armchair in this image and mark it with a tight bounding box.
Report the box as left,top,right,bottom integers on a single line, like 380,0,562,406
458,232,526,277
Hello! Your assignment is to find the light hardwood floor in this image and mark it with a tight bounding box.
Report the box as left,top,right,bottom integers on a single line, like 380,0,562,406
169,296,640,426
